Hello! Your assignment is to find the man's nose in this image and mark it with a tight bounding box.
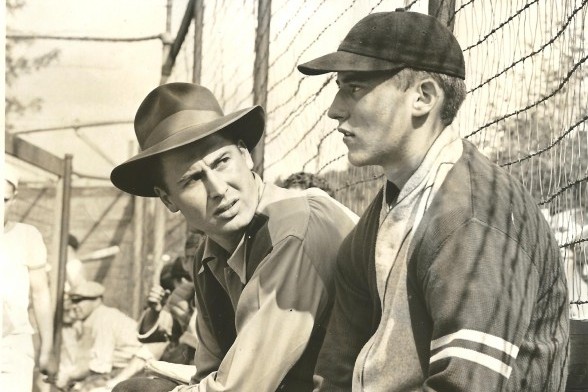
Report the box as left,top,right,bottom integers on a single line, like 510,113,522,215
205,171,228,199
327,91,347,121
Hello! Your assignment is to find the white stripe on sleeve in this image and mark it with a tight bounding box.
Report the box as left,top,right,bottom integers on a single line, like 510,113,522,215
430,347,513,379
430,329,519,359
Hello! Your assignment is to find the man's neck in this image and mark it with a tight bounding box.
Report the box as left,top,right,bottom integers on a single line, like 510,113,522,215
383,125,447,189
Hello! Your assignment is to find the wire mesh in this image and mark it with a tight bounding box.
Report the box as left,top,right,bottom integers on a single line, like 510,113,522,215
168,0,587,313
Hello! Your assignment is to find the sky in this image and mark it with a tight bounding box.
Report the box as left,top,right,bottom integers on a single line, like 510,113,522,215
4,0,582,186
3,0,433,185
4,0,191,184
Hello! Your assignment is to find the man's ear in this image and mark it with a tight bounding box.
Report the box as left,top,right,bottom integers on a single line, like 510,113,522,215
413,78,442,117
237,140,254,170
154,186,179,213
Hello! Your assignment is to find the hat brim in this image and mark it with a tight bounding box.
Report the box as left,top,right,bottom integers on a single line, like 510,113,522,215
111,105,265,197
298,51,405,75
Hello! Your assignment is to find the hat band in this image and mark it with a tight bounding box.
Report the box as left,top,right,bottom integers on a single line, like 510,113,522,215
143,109,223,149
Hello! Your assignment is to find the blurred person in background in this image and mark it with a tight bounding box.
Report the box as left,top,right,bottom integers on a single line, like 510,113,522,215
110,83,357,392
138,256,197,365
54,281,152,392
2,164,55,392
280,171,335,197
299,9,568,391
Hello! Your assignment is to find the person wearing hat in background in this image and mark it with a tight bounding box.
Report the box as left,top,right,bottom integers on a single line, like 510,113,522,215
54,281,152,391
110,82,357,392
2,164,55,392
298,9,568,392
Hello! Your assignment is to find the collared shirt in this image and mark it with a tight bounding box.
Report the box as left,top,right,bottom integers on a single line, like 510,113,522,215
175,176,357,392
83,304,152,374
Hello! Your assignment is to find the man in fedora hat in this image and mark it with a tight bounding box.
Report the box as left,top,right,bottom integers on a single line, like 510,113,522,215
111,83,357,392
298,9,568,392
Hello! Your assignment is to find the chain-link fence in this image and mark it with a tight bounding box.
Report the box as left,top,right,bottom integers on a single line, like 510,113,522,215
167,0,587,311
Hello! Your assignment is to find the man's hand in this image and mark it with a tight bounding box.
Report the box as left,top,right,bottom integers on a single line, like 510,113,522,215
39,349,58,378
54,371,73,390
147,285,170,312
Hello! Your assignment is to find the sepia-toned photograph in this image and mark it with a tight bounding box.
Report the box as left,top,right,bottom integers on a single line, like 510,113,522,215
3,0,587,391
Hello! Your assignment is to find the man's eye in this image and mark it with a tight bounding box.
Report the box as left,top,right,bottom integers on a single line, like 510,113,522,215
217,157,230,167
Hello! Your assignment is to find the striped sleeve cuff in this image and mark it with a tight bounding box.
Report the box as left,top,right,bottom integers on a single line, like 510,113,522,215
430,329,519,379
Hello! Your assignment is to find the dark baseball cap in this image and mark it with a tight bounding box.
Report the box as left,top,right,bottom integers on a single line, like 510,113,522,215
298,9,465,80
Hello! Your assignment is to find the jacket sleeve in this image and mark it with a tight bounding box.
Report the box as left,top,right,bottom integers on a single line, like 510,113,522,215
314,232,377,392
191,304,224,383
418,219,541,391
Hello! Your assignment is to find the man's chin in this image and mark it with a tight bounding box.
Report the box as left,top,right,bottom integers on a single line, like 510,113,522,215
347,152,370,167
215,213,250,233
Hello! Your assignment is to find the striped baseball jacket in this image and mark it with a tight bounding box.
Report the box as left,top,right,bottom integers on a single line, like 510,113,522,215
315,139,569,391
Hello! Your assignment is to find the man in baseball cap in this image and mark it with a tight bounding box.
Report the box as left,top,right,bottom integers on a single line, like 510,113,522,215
299,10,568,391
111,83,357,392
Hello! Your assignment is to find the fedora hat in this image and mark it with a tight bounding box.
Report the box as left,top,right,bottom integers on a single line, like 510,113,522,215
111,83,265,197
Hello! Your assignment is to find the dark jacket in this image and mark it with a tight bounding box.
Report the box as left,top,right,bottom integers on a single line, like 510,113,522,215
316,140,569,391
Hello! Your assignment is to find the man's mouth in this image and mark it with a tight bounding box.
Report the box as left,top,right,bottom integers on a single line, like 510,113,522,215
214,199,239,218
338,128,354,137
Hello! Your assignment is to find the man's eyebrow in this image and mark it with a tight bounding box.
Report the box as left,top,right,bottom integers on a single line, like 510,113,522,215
210,151,229,167
178,167,203,185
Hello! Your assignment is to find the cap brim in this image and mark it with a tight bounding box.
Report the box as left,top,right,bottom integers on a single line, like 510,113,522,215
298,51,405,75
111,105,265,197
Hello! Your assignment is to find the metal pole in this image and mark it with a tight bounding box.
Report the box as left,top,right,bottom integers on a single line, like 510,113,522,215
151,0,175,286
49,179,64,304
252,0,272,177
192,0,204,84
129,141,145,319
428,0,456,31
160,0,175,84
151,205,167,287
161,0,196,83
50,154,73,392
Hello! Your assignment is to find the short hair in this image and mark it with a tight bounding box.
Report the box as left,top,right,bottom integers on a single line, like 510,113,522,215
281,172,334,197
392,68,466,126
160,256,191,291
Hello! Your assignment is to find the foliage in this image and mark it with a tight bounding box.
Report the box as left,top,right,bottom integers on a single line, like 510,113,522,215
5,0,60,130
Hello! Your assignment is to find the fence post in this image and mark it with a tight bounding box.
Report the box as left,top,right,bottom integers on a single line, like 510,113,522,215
151,0,176,287
429,0,455,31
252,0,272,177
428,0,456,31
192,0,204,84
50,154,73,392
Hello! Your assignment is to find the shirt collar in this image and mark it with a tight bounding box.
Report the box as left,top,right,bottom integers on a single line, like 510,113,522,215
393,127,459,205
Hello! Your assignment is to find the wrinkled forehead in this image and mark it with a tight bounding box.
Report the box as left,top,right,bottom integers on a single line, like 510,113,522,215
160,133,239,173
